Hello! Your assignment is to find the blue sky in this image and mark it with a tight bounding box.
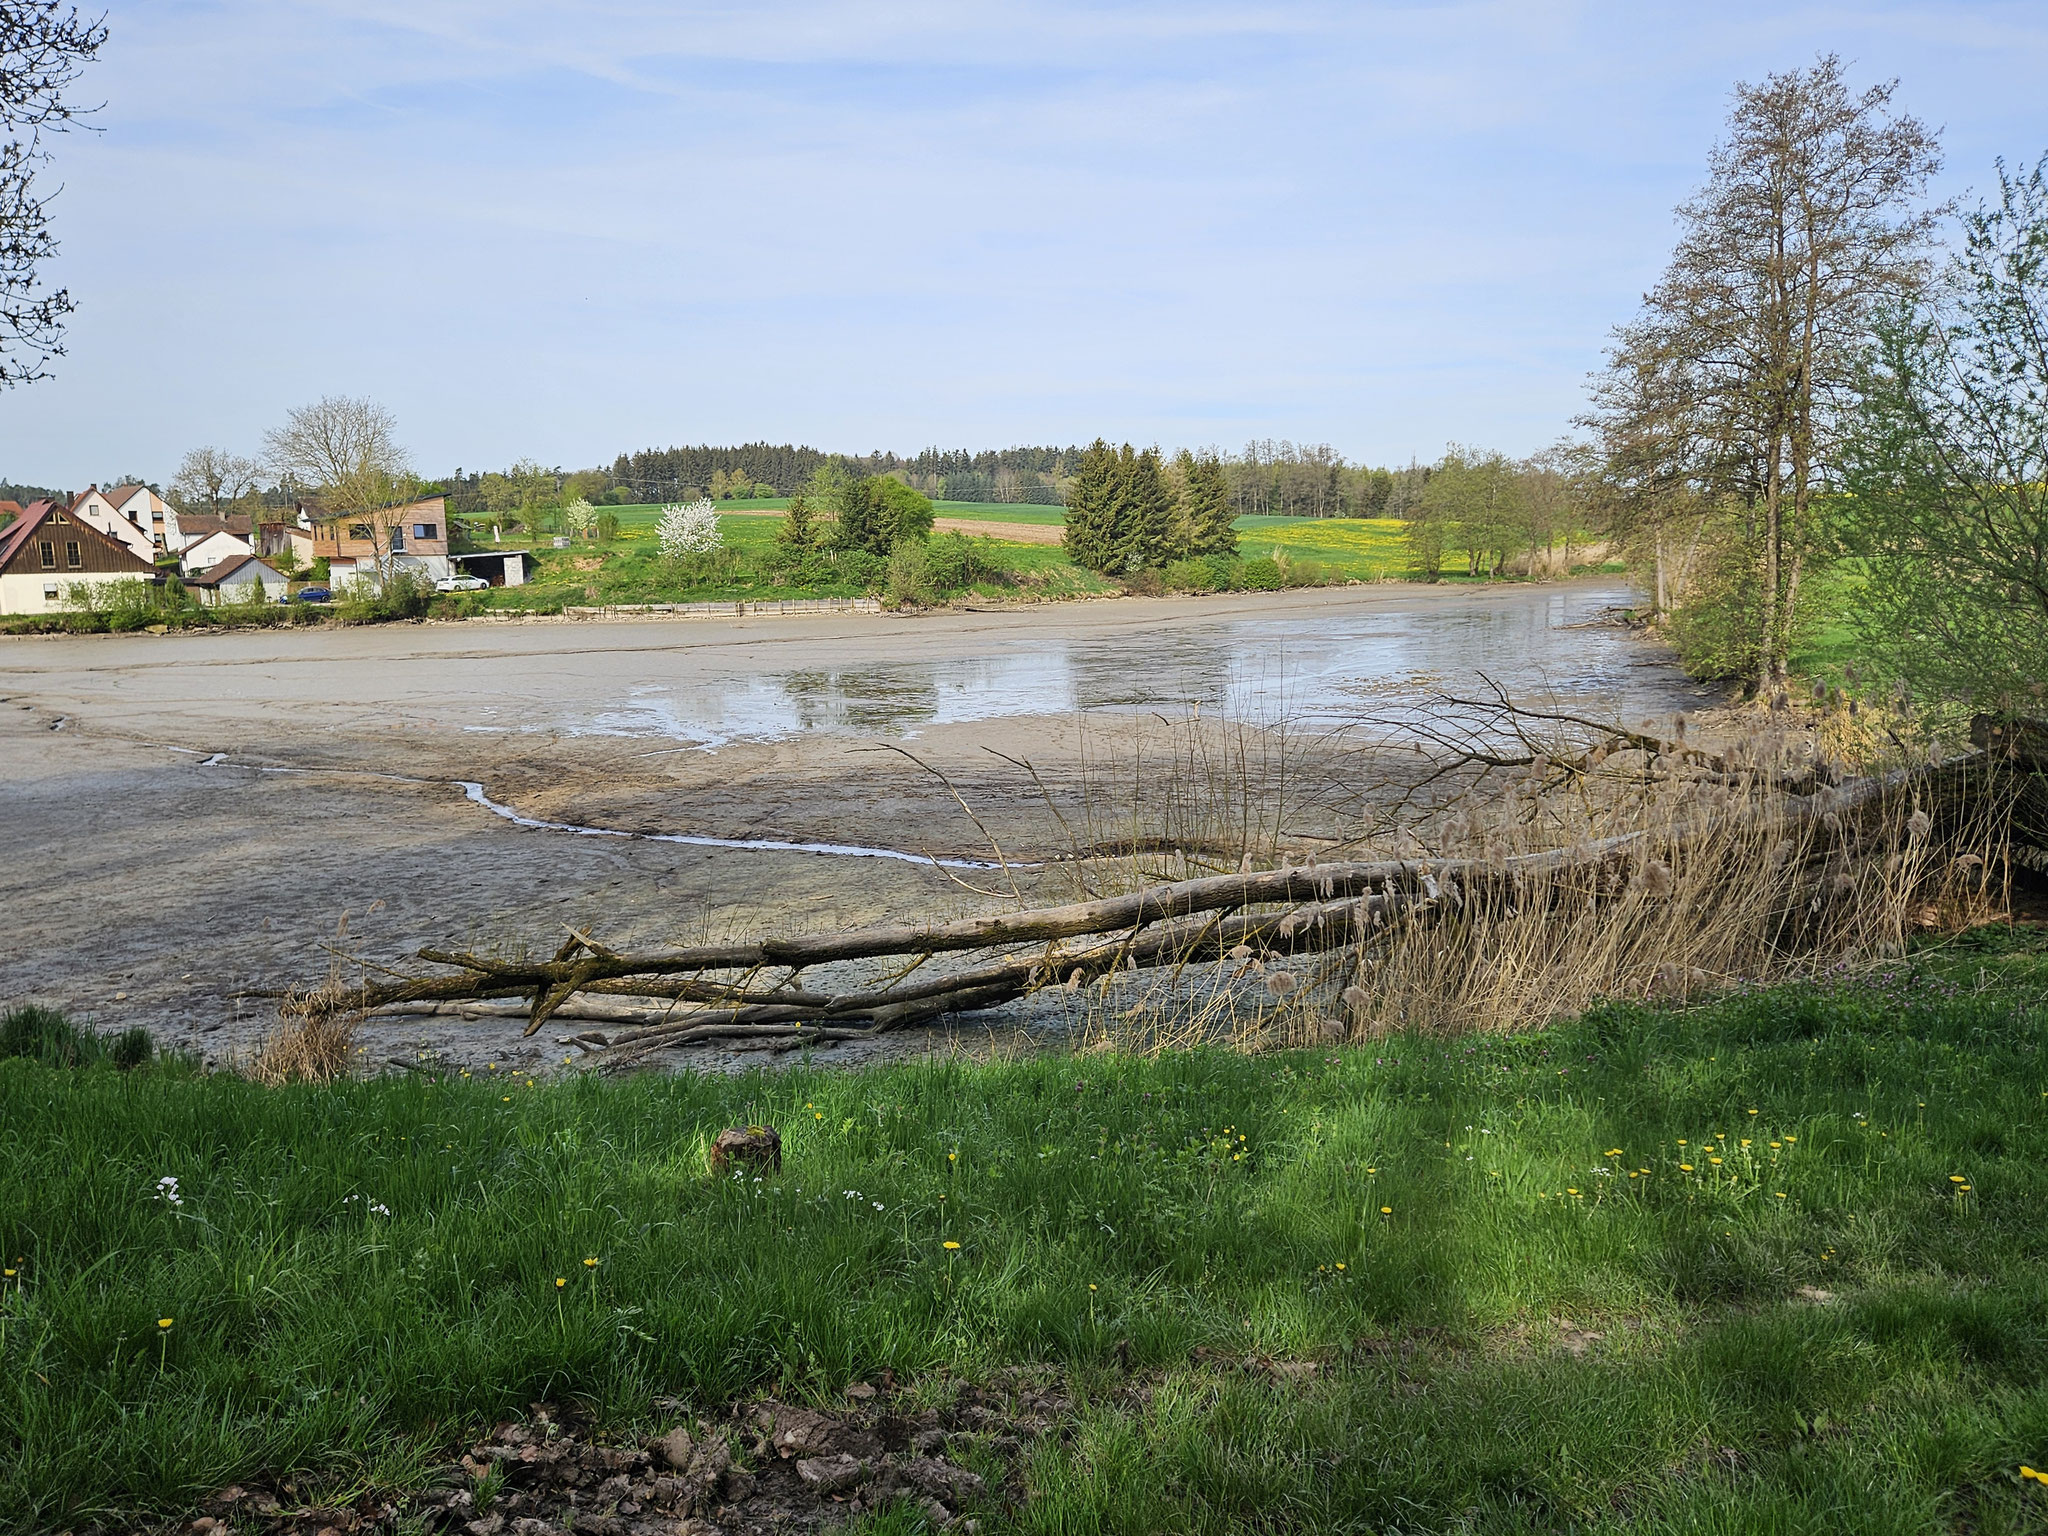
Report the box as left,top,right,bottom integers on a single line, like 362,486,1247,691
4,1,2046,486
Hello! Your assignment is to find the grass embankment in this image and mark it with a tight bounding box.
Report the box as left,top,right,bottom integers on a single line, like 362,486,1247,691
6,932,2048,1531
483,507,1111,612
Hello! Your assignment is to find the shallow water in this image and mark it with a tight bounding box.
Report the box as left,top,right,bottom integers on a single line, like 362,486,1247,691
550,582,1690,749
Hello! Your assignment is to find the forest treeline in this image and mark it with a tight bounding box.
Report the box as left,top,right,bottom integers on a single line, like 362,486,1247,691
502,439,1441,518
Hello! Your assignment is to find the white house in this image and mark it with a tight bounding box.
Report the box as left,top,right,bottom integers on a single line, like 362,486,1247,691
181,529,256,575
65,486,158,563
186,552,287,607
0,500,158,614
103,483,182,554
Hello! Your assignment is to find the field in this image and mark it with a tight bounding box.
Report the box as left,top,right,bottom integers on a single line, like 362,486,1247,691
1233,515,1412,581
470,506,1432,610
8,930,2048,1533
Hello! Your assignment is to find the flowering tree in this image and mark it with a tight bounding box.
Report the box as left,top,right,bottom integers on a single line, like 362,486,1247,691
563,497,596,539
657,497,722,558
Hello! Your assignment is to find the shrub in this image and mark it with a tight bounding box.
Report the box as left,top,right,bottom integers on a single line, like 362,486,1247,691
336,570,434,624
1239,557,1283,591
1122,568,1166,596
1164,558,1218,593
886,539,928,605
921,531,1012,594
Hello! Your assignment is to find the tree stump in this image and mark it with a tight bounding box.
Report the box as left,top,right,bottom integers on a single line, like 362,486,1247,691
709,1125,783,1175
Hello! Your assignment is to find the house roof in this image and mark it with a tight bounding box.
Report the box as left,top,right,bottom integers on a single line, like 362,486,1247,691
188,553,281,587
104,483,146,506
298,492,447,523
0,500,54,567
178,512,254,538
0,499,156,574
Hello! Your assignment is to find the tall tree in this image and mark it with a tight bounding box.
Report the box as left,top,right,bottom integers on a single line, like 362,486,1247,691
1114,446,1175,571
1842,153,2048,710
0,2,106,388
1173,449,1237,558
1610,55,1942,689
1061,439,1121,572
170,446,261,519
264,397,415,584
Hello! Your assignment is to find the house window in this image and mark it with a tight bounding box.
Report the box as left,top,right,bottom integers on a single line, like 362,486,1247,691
390,526,406,552
66,541,81,568
412,523,437,541
41,584,58,603
348,523,373,541
38,541,54,567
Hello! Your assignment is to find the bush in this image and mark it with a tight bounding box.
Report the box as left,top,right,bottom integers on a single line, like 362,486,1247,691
886,539,928,605
0,1006,151,1069
921,531,1012,595
1163,558,1218,593
336,571,435,624
1239,557,1283,591
1122,568,1166,596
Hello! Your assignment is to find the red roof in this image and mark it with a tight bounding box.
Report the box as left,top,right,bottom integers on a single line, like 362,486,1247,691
0,500,57,568
0,499,158,575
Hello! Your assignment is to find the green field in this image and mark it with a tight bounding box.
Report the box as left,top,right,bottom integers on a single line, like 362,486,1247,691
7,931,2048,1532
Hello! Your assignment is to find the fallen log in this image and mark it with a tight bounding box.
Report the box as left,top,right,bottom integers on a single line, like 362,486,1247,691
277,739,1984,1065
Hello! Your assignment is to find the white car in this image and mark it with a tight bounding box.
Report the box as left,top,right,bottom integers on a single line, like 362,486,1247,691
436,575,489,593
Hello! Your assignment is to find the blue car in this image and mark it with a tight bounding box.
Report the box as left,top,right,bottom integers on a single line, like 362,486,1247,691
293,586,332,603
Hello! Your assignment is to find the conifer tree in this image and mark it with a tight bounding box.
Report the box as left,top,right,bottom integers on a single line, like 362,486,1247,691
1175,450,1236,558
778,491,818,555
1115,446,1175,571
1061,439,1121,572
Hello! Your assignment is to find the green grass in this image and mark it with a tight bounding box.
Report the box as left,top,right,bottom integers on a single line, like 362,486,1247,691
6,933,2048,1531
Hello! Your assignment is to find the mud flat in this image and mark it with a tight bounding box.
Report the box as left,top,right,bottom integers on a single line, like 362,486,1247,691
0,580,1707,1071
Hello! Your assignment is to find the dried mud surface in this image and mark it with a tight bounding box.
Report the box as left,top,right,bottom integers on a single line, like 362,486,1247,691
0,585,1700,1071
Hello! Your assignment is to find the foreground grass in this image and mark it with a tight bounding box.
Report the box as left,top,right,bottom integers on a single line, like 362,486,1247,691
5,935,2047,1532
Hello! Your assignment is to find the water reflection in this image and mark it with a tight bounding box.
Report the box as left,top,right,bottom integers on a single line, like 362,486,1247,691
564,583,1685,748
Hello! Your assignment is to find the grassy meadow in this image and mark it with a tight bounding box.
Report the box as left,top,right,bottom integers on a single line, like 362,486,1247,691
471,504,1478,611
6,930,2048,1532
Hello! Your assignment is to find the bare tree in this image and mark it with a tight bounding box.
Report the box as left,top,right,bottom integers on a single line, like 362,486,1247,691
264,396,415,584
1601,55,1942,689
170,446,260,519
0,3,107,388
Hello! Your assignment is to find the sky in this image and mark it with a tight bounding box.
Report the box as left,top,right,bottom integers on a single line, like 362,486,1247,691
3,0,2047,488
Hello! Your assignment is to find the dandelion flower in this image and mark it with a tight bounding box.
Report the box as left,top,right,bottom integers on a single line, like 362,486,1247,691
1335,1262,1346,1271
1567,1188,1579,1196
1380,1206,1392,1215
942,1241,960,1250
1960,1184,1972,1192
158,1318,173,1329
1747,1109,1758,1116
1783,1136,1797,1143
555,1278,566,1288
1679,1164,1694,1172
1950,1175,1967,1184
1709,1157,1723,1165
1088,1283,1097,1292
584,1257,600,1268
